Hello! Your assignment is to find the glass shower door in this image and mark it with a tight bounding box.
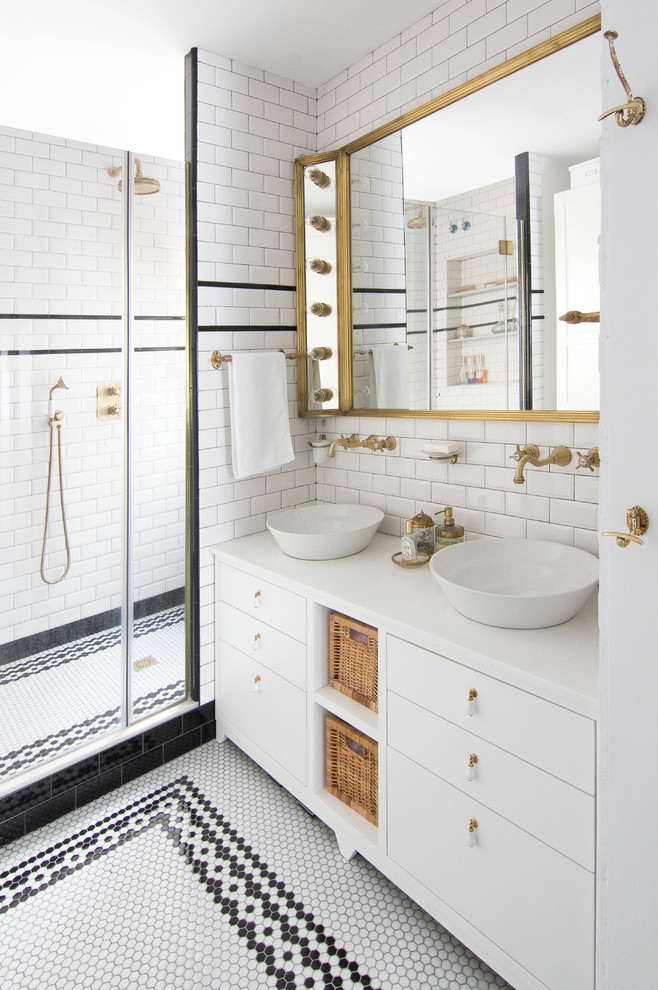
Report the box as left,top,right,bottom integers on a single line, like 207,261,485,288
0,130,126,778
0,132,188,785
128,151,187,722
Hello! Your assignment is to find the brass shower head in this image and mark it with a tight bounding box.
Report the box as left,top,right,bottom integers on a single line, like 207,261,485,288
107,159,160,195
406,206,427,229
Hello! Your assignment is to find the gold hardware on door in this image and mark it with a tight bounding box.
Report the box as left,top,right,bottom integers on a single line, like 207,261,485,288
602,506,649,548
97,382,121,421
466,753,479,782
253,633,261,651
467,817,479,847
598,31,646,128
466,688,478,716
253,674,262,694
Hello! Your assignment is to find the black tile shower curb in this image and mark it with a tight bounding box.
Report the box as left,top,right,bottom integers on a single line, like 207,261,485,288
0,702,215,848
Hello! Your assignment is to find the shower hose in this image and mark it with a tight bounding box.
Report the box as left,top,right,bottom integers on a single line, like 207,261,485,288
40,413,71,585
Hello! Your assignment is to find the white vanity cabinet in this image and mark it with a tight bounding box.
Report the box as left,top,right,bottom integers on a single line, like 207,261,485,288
213,533,599,990
215,562,308,784
386,636,595,990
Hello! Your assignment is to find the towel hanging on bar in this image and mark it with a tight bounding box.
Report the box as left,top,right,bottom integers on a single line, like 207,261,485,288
228,352,295,480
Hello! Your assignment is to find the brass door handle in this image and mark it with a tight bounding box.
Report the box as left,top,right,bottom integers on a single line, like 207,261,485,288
467,818,479,847
602,506,648,548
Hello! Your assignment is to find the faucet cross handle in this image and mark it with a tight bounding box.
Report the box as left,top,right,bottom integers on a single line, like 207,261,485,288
510,443,539,462
576,448,600,472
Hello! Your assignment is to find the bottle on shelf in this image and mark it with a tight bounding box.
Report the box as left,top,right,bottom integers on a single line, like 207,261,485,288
306,257,332,275
467,356,476,384
458,356,468,385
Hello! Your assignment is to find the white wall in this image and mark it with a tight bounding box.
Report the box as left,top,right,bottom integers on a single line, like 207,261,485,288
196,2,602,706
194,51,318,704
598,0,658,984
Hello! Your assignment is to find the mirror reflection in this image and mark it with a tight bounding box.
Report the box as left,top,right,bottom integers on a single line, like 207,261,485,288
349,30,601,415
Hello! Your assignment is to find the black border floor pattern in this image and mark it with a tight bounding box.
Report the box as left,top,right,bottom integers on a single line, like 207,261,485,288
0,775,380,990
0,605,185,687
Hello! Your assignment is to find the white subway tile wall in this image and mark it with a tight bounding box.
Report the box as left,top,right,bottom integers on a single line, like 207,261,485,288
0,128,186,647
195,53,318,703
186,1,599,701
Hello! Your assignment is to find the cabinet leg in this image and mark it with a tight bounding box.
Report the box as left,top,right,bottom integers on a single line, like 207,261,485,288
336,833,357,861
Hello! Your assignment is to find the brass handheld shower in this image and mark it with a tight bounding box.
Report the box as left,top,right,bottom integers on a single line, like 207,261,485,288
41,378,71,585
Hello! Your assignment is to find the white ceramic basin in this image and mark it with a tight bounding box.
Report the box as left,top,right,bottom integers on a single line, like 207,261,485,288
267,504,384,560
429,538,599,628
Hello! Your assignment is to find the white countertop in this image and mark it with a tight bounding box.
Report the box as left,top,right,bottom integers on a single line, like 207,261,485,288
212,532,599,718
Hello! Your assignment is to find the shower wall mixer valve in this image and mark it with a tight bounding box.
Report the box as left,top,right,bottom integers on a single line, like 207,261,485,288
97,381,122,421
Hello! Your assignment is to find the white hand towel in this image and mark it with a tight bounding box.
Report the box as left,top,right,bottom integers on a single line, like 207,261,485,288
371,345,410,408
228,352,295,479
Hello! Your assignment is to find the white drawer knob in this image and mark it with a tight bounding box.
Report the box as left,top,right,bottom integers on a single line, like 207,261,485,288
253,674,261,694
467,817,479,847
466,688,478,716
466,753,478,782
253,590,261,609
253,633,261,651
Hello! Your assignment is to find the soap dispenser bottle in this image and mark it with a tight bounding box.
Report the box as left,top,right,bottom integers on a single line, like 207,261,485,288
434,506,465,550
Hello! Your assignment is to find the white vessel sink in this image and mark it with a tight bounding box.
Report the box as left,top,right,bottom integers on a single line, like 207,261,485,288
267,504,384,560
430,538,599,629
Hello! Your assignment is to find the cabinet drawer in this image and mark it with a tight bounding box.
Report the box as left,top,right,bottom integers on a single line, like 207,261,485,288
218,643,306,784
218,563,306,642
219,601,306,690
388,749,594,990
387,635,595,794
389,692,594,870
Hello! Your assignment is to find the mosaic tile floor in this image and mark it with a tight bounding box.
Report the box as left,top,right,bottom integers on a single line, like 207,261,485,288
0,606,186,780
0,740,513,990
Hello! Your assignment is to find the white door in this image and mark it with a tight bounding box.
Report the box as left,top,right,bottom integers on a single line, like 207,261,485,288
598,2,658,985
554,173,600,410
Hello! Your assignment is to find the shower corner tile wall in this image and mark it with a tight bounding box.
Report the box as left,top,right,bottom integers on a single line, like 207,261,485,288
194,0,600,704
195,51,318,704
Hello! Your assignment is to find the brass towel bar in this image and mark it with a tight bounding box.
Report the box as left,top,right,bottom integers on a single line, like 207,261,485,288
354,344,413,355
211,347,333,369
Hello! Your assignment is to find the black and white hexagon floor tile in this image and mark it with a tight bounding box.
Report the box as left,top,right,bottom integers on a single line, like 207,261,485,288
0,741,513,990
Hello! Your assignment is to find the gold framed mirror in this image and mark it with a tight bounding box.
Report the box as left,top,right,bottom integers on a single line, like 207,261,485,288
296,15,601,422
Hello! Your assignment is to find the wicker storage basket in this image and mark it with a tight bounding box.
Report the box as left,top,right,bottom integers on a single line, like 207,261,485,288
325,714,378,826
329,611,378,712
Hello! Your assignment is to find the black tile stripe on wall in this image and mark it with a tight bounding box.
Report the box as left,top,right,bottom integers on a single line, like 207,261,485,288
0,703,215,847
198,280,295,291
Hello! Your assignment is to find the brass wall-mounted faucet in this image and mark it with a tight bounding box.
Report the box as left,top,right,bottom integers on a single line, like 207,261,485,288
328,433,397,458
510,444,572,484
